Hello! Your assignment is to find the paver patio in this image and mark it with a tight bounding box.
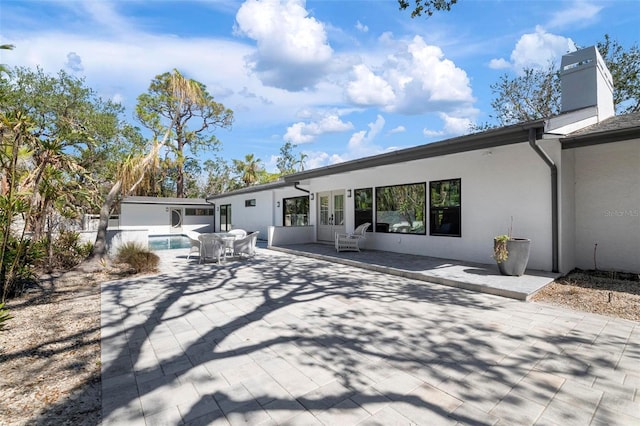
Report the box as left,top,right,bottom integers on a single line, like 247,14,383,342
101,247,640,425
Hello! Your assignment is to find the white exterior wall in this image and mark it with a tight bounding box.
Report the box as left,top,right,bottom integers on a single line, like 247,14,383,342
212,190,276,237
572,139,640,273
560,149,576,273
303,141,558,271
120,203,214,235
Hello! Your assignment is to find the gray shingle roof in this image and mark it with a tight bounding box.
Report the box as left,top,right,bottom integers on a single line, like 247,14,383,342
561,111,640,148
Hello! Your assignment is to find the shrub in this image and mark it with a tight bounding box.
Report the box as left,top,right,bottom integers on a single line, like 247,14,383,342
0,302,12,332
36,230,93,271
116,242,159,274
1,236,42,299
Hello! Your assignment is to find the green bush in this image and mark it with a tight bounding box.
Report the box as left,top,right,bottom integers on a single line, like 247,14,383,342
36,230,93,271
1,236,42,299
116,242,159,274
0,302,12,332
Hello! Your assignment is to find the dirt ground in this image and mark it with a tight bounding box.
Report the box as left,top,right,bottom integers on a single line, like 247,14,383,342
0,268,638,425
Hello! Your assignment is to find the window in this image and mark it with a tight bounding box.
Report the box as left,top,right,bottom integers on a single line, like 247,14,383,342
375,183,426,234
354,188,373,230
245,199,256,207
185,208,214,216
430,178,461,237
283,196,309,226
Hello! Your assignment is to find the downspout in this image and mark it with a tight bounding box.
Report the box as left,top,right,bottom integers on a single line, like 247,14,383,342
293,182,310,195
528,128,559,273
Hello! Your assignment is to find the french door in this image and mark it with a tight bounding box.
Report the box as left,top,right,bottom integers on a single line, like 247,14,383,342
317,191,346,242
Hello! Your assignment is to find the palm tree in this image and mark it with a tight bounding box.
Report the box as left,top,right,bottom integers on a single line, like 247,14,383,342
233,154,262,187
89,71,208,261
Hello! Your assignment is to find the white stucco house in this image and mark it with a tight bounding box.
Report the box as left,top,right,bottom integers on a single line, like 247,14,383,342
203,46,639,274
119,197,215,235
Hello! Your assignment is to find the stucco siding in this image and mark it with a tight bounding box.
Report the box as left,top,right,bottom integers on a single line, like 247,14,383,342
214,191,275,237
120,203,214,235
573,139,640,273
302,141,555,270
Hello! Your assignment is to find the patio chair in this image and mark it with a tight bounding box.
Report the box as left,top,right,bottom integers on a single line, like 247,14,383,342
233,231,259,259
198,234,224,264
227,229,247,239
335,222,371,252
185,231,201,260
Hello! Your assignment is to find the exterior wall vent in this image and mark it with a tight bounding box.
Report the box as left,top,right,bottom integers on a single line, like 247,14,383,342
560,46,614,121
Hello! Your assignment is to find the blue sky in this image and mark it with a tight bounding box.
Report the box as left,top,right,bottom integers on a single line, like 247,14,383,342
1,0,638,173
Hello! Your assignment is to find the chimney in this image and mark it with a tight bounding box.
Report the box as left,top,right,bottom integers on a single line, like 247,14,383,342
560,46,614,121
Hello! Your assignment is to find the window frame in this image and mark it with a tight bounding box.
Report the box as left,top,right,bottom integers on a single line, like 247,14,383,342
375,182,426,235
353,187,374,231
429,178,462,237
282,195,310,227
185,208,214,216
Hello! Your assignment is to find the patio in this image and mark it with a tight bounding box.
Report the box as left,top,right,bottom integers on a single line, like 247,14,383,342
101,246,640,425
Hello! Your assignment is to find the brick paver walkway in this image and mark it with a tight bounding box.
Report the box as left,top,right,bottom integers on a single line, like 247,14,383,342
101,247,639,425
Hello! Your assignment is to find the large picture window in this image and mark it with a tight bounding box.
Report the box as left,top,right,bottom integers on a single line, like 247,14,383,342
430,178,461,237
354,188,373,230
375,183,426,234
283,196,309,226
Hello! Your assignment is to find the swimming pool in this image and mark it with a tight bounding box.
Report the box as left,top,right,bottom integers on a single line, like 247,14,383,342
148,234,192,251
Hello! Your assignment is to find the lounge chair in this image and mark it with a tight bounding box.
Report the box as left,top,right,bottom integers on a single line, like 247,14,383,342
233,231,259,259
198,234,224,264
335,222,371,252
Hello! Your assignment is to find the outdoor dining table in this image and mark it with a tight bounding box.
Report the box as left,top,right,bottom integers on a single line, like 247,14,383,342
198,232,236,262
214,233,236,259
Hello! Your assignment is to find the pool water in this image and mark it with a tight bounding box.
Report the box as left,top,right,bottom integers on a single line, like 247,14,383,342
148,235,192,251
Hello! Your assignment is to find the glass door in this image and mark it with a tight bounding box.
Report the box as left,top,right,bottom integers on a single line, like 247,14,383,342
219,204,231,232
317,191,346,242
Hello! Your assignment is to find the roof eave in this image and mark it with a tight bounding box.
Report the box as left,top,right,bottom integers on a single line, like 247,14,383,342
561,127,640,149
284,120,546,182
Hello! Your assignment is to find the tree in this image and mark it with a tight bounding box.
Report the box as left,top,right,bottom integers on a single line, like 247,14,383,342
90,71,209,261
483,35,640,128
233,154,263,187
201,156,241,196
0,44,14,76
1,67,126,241
135,70,233,198
598,34,640,114
276,142,297,175
488,63,560,126
397,0,457,18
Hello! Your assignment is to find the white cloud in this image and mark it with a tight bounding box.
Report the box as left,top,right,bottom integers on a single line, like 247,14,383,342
441,114,472,135
64,52,83,72
423,113,472,139
284,113,353,144
234,0,333,91
494,26,576,74
355,20,368,33
303,115,390,168
348,114,385,153
488,58,510,70
346,36,474,116
547,1,603,29
388,125,406,134
347,64,396,106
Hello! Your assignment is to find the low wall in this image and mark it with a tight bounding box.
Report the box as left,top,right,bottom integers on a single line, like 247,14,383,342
268,226,315,247
77,229,149,256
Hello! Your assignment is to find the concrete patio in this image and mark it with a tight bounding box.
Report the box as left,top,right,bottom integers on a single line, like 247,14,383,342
101,246,640,425
270,243,560,301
